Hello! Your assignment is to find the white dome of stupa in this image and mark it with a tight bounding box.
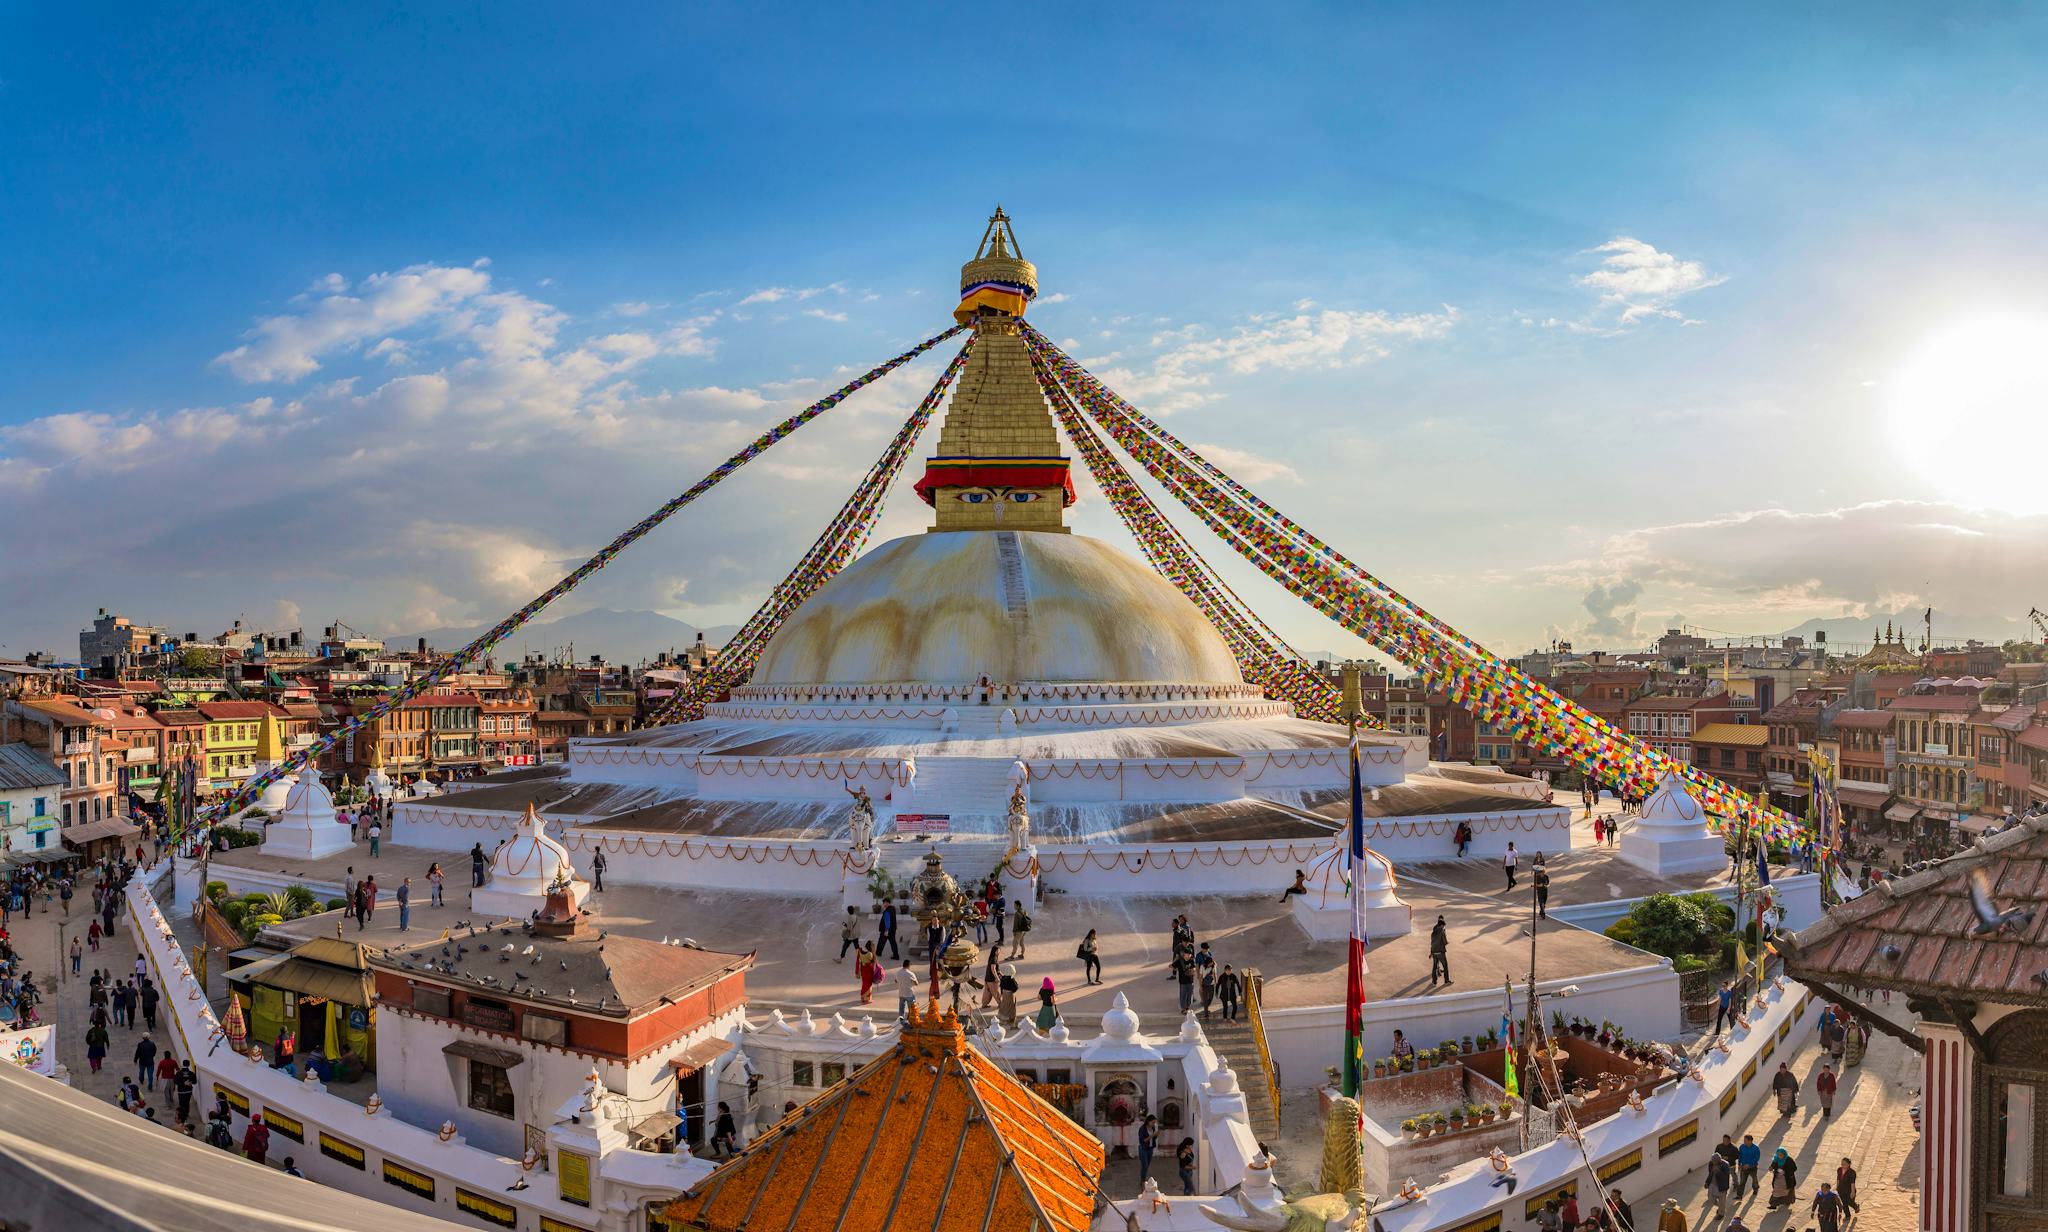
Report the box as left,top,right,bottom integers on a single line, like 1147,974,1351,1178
1638,771,1706,828
1099,991,1141,1042
277,767,336,826
490,805,575,895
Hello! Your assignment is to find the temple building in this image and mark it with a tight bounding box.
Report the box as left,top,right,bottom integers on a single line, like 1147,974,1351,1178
662,1003,1106,1232
1782,814,2048,1232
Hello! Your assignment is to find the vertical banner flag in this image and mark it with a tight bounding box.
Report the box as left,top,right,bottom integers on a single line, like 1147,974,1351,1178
1343,721,1369,1099
1502,979,1520,1100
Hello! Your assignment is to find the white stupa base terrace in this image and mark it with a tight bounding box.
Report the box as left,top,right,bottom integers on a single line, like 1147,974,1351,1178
1616,770,1733,877
259,819,357,860
470,876,592,919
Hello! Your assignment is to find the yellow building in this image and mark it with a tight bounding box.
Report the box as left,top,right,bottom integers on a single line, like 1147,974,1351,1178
196,701,279,786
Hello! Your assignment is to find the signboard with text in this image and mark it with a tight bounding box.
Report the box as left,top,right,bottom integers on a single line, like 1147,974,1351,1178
893,813,951,835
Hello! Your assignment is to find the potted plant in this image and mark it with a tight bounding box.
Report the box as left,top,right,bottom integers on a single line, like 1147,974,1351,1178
1439,1039,1458,1058
1398,1054,1415,1074
1447,1107,1466,1131
1499,1099,1516,1120
1401,1117,1419,1139
1373,1059,1387,1079
1460,1034,1475,1054
1551,1009,1567,1034
1429,1112,1447,1136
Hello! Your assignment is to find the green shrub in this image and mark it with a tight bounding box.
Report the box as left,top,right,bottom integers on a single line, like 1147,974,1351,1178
1605,917,1638,946
221,901,249,930
203,881,229,903
1673,954,1710,974
326,897,350,912
282,885,320,915
1614,893,1719,960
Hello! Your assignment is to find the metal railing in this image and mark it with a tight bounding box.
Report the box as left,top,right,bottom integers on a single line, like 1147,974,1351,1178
1242,966,1282,1133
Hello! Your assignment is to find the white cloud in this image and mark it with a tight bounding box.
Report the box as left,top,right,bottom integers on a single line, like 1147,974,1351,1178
611,301,654,317
1190,442,1300,484
737,282,846,307
1575,237,1725,326
213,263,494,382
1539,500,2048,644
1095,305,1457,411
803,308,848,323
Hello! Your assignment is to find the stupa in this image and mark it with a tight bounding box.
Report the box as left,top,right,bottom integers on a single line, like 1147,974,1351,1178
396,213,1568,885
251,710,293,814
1618,770,1728,876
472,803,592,918
259,765,354,858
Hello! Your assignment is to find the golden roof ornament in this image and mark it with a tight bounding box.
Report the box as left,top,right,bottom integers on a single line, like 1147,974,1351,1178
955,205,1038,324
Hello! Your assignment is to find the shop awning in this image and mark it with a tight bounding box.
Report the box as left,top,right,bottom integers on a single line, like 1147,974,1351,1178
1835,783,1890,807
60,817,140,845
1765,773,1801,794
1884,803,1922,824
1957,813,2006,835
668,1036,734,1075
442,1040,523,1068
628,1111,682,1140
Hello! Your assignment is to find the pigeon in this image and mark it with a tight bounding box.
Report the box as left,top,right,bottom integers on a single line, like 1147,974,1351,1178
2032,970,2048,987
1879,943,1903,962
1968,867,2035,937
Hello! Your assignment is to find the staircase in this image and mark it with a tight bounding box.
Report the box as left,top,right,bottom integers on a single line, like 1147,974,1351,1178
1204,1017,1282,1137
896,756,1018,830
994,530,1032,622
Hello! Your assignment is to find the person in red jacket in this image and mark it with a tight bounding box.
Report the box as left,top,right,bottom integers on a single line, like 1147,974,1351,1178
1816,1063,1839,1118
242,1113,271,1165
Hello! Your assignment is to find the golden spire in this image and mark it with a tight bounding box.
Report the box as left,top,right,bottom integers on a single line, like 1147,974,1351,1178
254,709,285,763
918,210,1071,533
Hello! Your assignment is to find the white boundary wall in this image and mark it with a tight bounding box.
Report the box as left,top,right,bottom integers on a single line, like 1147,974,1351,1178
126,869,705,1232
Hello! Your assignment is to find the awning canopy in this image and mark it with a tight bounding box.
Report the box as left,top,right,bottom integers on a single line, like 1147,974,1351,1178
1957,813,2006,835
628,1111,682,1140
669,1036,734,1075
1835,783,1890,807
60,818,140,845
442,1040,523,1068
1884,803,1922,824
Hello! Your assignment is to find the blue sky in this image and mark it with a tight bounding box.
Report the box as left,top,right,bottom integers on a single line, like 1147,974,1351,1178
5,5,2048,661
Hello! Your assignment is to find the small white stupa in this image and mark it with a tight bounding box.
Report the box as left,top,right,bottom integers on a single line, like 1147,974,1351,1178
1291,847,1414,940
251,712,293,815
1618,771,1728,876
471,803,592,918
363,740,393,802
259,765,355,859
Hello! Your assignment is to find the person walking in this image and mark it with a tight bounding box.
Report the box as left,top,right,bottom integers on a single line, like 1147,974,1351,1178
1735,1134,1760,1198
1770,1061,1798,1117
1503,842,1518,889
427,862,445,907
1077,928,1102,985
1428,916,1451,987
87,919,101,953
396,877,412,932
1656,1197,1688,1232
591,849,607,893
1714,981,1735,1034
1704,1145,1732,1225
855,943,878,1004
362,875,377,921
367,819,382,858
156,1050,178,1095
140,980,159,1031
894,960,919,1019
1810,1182,1843,1232
135,1033,158,1089
1175,1136,1197,1196
70,936,82,976
1137,1114,1159,1183
1199,960,1218,1020
1218,964,1242,1022
997,963,1020,1027
1533,865,1550,918
838,907,862,963
1767,1147,1798,1209
877,902,900,962
351,881,368,931
85,1022,108,1073
1815,1062,1838,1118
470,842,487,887
1008,900,1031,960
242,1113,271,1166
174,1060,195,1124
1035,976,1060,1030
1835,1158,1859,1217
1174,948,1195,1012
1593,815,1605,845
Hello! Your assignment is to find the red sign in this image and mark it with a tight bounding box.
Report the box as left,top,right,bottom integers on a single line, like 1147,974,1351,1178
502,754,537,768
894,813,951,835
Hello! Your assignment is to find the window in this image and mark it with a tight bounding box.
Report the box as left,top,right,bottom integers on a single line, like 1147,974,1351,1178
467,1060,516,1118
1045,1068,1072,1086
411,986,452,1017
2003,1081,2037,1198
820,1062,846,1086
791,1060,815,1087
521,1013,568,1047
63,803,72,825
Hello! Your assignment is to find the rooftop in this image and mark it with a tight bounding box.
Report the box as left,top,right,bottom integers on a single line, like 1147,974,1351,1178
1783,814,2048,1006
1692,722,1769,747
0,742,63,790
664,1003,1104,1232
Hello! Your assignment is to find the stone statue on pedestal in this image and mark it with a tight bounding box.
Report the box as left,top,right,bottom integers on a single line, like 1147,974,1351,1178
1006,782,1031,852
844,783,876,853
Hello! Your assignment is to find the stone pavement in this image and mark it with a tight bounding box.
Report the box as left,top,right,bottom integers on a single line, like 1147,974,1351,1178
1629,1024,1921,1230
6,880,184,1120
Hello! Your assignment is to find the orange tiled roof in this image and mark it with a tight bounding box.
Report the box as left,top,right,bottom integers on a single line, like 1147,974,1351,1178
664,1005,1104,1232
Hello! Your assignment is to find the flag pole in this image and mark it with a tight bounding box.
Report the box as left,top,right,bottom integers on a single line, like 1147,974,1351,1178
1341,664,1367,1102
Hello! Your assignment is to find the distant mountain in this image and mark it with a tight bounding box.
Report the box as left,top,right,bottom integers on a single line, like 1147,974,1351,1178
1776,608,2022,649
397,608,741,666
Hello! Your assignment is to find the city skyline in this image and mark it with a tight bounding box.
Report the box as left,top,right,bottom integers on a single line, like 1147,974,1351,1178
5,7,2048,661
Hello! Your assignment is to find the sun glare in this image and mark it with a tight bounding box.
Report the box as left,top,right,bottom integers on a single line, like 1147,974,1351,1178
1890,315,2048,515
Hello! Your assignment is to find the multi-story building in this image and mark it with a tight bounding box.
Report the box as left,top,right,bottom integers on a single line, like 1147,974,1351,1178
1425,692,1477,762
332,693,432,782
152,709,209,783
535,710,592,762
478,689,539,769
196,700,284,789
1559,670,1655,726
1357,674,1429,737
1927,642,2005,678
106,707,166,802
0,741,64,854
1691,722,1767,796
573,685,637,735
79,609,167,672
1620,691,1753,767
1827,708,1894,831
1761,688,1844,811
422,692,483,770
1889,691,1982,831
1,698,122,828
1970,705,2036,820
